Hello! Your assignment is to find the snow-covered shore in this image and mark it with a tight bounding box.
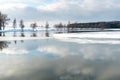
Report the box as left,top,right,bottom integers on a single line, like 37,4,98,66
52,31,120,44
1,27,120,39
53,31,120,39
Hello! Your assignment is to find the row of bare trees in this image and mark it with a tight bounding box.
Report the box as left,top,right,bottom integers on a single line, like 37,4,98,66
30,22,49,31
0,11,50,31
0,12,50,31
0,12,25,31
13,19,49,31
13,19,25,31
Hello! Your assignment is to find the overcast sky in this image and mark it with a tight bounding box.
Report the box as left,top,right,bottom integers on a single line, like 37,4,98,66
0,0,120,26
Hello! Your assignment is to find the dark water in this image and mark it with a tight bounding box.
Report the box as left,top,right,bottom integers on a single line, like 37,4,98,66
0,32,120,80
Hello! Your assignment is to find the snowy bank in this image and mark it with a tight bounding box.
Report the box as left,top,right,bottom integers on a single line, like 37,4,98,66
53,31,120,39
53,31,120,44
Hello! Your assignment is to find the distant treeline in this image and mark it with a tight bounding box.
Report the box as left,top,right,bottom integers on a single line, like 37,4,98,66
55,21,120,29
67,21,120,29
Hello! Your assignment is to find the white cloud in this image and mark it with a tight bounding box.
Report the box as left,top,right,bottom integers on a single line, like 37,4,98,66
0,0,120,25
0,55,120,80
0,3,28,11
1,48,28,55
38,45,77,57
0,0,42,4
0,0,20,4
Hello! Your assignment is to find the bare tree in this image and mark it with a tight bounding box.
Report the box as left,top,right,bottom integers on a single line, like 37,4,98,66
13,18,17,29
30,23,37,31
0,12,10,30
45,21,49,30
19,20,25,31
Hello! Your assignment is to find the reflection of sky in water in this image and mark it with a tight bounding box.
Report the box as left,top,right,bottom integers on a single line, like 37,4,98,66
0,38,120,80
1,39,120,60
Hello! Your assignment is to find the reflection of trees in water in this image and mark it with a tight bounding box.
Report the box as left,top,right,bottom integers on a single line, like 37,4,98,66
13,32,17,37
0,41,9,51
3,32,5,36
45,30,49,37
31,32,37,37
0,32,5,37
21,40,24,43
0,32,2,36
14,40,17,44
20,32,25,43
0,31,50,38
20,32,25,37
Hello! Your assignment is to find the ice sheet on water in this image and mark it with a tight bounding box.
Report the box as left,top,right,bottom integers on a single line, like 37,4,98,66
53,31,120,44
53,31,120,39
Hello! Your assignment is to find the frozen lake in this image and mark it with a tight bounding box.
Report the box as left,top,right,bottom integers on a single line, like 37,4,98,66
0,31,120,80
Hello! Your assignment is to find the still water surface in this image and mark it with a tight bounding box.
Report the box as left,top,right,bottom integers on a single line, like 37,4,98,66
0,31,120,80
